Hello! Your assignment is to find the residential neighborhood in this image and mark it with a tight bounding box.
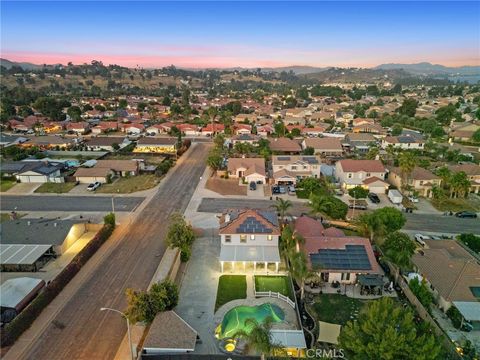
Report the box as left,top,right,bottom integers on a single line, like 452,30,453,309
1,2,479,360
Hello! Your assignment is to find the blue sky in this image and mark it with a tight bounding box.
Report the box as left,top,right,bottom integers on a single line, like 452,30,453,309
1,1,479,67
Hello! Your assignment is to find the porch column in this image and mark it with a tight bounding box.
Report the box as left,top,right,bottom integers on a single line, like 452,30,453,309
254,261,256,272
231,261,235,272
275,262,279,273
264,262,268,273
243,261,246,272
220,261,224,273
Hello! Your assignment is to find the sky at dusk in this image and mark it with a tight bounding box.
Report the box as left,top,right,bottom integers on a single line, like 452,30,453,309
1,1,479,69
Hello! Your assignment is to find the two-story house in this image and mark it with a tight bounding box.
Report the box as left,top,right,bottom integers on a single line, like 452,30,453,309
381,135,425,150
219,209,281,272
271,155,321,185
387,166,441,198
448,164,480,194
335,159,388,194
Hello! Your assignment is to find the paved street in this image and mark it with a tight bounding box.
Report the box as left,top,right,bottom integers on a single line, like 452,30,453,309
14,144,211,360
198,198,479,234
0,195,144,212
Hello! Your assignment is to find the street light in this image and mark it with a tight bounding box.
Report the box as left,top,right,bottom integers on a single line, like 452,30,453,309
100,307,134,360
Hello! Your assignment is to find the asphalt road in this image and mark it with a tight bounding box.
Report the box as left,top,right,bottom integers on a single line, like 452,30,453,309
0,195,144,212
21,143,211,360
198,198,480,234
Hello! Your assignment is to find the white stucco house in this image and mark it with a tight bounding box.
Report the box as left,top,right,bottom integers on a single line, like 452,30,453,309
335,159,387,193
271,155,321,185
227,158,267,184
218,209,281,272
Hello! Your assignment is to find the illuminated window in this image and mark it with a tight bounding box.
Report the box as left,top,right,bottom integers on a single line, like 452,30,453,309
267,235,273,241
250,235,255,240
240,235,247,243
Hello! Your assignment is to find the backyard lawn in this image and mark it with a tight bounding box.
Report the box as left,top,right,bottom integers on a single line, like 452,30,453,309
96,174,160,194
0,179,17,192
431,195,480,212
254,275,295,300
215,275,247,312
311,294,371,325
34,182,77,193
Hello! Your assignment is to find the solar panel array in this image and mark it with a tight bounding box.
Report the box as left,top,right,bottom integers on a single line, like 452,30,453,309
397,136,414,143
236,216,273,233
277,156,291,161
310,245,372,270
258,211,279,226
302,156,319,164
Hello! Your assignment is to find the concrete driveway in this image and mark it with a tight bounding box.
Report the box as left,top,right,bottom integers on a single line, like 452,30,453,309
5,182,41,194
68,183,94,194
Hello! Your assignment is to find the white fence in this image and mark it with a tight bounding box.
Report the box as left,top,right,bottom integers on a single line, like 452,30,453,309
254,290,296,309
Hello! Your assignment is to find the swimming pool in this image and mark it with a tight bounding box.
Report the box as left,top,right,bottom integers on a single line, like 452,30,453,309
216,303,285,339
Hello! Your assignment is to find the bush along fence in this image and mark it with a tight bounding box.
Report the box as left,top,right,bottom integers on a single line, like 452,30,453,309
0,215,116,347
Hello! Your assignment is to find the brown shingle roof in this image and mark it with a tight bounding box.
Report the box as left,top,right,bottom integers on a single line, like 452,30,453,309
448,164,480,176
390,166,439,180
73,167,112,177
268,137,302,152
87,137,126,146
304,137,343,151
95,160,138,172
137,137,176,145
227,158,266,176
338,159,385,173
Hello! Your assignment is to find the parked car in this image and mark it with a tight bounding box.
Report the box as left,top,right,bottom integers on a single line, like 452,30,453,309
388,189,403,204
368,193,380,204
249,181,257,191
272,186,280,194
408,196,419,203
414,234,430,246
455,211,478,218
348,199,368,210
288,185,296,194
278,186,286,194
87,182,101,191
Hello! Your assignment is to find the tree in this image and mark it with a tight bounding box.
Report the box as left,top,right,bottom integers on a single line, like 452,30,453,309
233,317,281,360
449,171,470,198
67,106,82,121
289,251,309,299
309,194,348,220
409,277,434,311
206,148,223,171
118,99,128,109
382,231,416,269
339,298,440,360
348,186,369,199
397,98,418,117
165,212,195,262
272,198,292,225
472,128,480,143
391,123,403,136
162,96,171,106
398,151,416,191
357,207,406,243
458,233,480,253
365,147,379,160
302,146,314,155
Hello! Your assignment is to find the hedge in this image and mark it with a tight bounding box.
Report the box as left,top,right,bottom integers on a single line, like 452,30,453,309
0,223,115,347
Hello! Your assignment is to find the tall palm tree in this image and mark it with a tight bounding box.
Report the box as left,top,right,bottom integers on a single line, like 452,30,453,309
435,166,452,190
272,198,292,225
449,171,470,198
289,251,312,300
280,225,305,258
233,317,282,360
398,151,416,193
356,213,385,243
308,193,335,218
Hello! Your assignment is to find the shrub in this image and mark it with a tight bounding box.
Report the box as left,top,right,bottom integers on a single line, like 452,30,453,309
103,212,116,227
155,159,173,177
180,246,191,262
446,306,463,329
0,223,115,347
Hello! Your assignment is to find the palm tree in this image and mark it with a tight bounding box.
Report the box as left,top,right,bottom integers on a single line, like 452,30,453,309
308,193,335,218
272,198,292,225
233,317,282,360
356,213,385,243
289,251,311,300
398,151,416,193
449,171,470,198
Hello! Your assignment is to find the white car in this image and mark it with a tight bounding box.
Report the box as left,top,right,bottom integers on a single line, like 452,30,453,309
414,234,430,246
408,196,419,203
87,182,101,191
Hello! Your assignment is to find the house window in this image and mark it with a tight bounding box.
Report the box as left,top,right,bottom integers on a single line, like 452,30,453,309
420,180,424,185
225,235,231,243
366,173,371,177
291,166,297,170
240,235,247,243
341,273,351,281
267,235,273,241
348,173,352,179
250,234,255,241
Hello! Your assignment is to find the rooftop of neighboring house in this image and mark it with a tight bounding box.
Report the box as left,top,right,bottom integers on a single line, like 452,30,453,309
25,136,75,146
268,137,302,153
447,164,480,176
73,167,113,178
136,137,177,146
227,157,266,176
219,208,280,235
389,166,439,181
95,160,138,172
231,134,261,141
303,137,343,150
337,159,385,173
383,135,425,144
1,161,63,175
87,137,128,146
412,240,480,303
294,216,379,273
344,133,376,142
272,155,320,166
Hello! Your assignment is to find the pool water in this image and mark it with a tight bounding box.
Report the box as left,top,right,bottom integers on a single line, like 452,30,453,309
216,303,285,339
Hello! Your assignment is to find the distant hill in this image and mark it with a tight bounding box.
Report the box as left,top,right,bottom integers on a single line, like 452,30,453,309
375,62,480,76
0,58,44,70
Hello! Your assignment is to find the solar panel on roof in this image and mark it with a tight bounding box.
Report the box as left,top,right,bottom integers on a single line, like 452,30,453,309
310,245,372,270
302,156,318,164
236,216,274,233
277,156,291,161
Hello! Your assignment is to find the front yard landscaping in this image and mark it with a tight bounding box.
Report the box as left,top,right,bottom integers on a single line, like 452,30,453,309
206,176,247,196
0,179,17,192
311,294,371,325
431,195,480,212
215,275,247,312
34,182,77,193
96,174,160,194
254,275,295,300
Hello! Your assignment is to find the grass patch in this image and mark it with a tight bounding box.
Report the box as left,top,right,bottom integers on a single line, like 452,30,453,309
0,179,17,192
215,275,247,312
0,213,25,223
254,275,294,300
96,174,160,194
296,189,310,199
430,196,480,212
34,182,77,193
311,294,371,325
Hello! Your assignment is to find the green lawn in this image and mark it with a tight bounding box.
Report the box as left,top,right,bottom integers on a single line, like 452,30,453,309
34,182,77,193
1,212,25,223
96,175,160,194
431,196,480,212
215,275,247,312
0,179,17,192
311,294,371,325
254,275,295,300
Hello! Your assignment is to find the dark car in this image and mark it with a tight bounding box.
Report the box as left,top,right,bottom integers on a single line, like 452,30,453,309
455,211,478,218
249,181,257,191
368,193,380,204
272,186,280,194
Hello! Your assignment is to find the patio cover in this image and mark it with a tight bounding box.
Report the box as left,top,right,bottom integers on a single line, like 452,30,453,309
0,244,52,265
270,329,307,349
452,301,480,322
357,274,384,287
317,321,341,345
219,245,280,263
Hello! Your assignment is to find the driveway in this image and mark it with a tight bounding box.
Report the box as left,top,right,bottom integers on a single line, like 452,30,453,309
5,183,41,194
176,233,222,355
68,183,93,195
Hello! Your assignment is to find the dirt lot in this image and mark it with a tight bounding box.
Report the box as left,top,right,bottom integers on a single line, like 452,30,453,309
205,176,247,196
